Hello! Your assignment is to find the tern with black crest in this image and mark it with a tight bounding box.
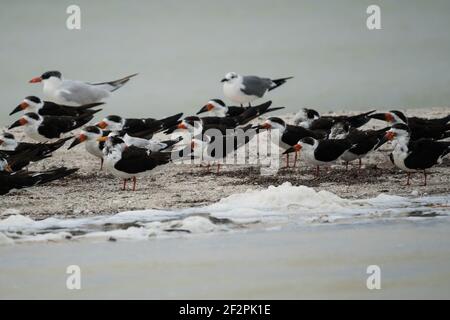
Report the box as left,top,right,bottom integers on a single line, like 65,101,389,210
29,70,138,106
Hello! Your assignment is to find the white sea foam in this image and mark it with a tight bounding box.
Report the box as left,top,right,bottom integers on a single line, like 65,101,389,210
0,183,448,244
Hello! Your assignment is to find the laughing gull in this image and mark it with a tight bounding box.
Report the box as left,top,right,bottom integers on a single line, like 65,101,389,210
29,71,138,106
221,72,293,106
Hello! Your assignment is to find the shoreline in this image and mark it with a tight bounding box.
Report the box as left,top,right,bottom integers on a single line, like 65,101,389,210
1,107,449,219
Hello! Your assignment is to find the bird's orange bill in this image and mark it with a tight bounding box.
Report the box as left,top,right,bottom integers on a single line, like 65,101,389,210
29,77,42,83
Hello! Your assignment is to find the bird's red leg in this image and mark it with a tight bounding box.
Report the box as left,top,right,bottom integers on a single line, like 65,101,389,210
286,154,290,167
406,173,411,186
293,151,298,168
423,170,427,186
217,163,221,174
316,166,320,177
122,179,127,191
358,158,362,169
132,177,137,191
100,158,104,171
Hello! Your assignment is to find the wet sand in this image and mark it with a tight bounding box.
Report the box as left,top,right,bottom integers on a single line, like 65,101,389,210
1,108,449,219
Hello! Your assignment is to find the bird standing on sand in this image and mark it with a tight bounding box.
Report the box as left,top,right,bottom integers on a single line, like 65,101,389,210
328,122,391,170
68,126,108,170
284,137,353,176
188,124,257,173
255,117,326,167
103,136,172,191
376,123,450,186
29,71,138,106
9,111,99,142
10,96,104,117
221,72,293,106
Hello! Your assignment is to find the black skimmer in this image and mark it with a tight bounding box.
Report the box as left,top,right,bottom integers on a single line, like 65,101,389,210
169,116,241,136
9,111,99,142
68,126,108,169
328,122,391,169
190,125,257,173
255,117,326,167
293,108,376,131
10,96,104,117
0,158,78,195
103,136,172,191
221,72,293,106
0,132,70,166
0,146,54,172
170,101,278,136
369,110,450,140
68,126,183,170
196,99,285,118
29,71,138,106
284,137,353,176
376,123,450,186
96,113,183,138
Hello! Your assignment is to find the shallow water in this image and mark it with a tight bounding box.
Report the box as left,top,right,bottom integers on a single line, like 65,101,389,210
1,221,450,299
2,0,450,127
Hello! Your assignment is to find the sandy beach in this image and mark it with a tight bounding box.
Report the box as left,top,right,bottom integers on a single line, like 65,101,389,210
1,107,449,219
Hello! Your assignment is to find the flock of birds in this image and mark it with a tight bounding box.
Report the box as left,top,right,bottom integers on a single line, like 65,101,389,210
1,70,450,195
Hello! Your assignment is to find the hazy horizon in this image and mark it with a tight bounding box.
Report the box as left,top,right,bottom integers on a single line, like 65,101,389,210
1,0,450,126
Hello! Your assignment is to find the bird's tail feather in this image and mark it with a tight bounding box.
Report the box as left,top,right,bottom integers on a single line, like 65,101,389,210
269,77,293,91
91,73,138,92
33,167,79,186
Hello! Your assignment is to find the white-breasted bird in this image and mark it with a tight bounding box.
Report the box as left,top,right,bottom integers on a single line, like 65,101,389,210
221,72,293,106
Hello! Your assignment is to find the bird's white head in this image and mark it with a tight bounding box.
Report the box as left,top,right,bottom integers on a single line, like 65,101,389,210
9,112,42,130
0,132,17,150
221,72,239,83
298,137,319,152
0,158,12,173
97,115,125,131
11,96,44,115
260,117,286,133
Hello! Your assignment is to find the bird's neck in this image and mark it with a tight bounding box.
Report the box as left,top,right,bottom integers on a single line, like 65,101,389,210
43,78,62,98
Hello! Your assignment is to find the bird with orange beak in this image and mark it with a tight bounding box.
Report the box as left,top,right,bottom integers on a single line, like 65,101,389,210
9,111,98,142
10,96,103,117
283,137,353,176
102,135,172,191
68,126,108,170
29,70,138,106
96,113,183,139
369,110,450,140
376,123,450,186
254,117,326,167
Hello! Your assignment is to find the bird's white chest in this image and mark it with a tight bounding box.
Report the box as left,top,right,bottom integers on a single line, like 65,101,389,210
85,141,104,159
392,144,411,171
24,125,48,142
104,151,130,178
223,81,256,105
43,79,63,101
